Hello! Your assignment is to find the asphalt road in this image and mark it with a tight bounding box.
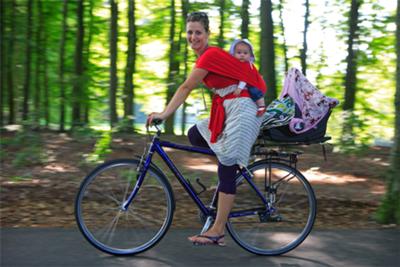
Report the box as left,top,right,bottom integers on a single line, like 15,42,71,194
1,228,399,267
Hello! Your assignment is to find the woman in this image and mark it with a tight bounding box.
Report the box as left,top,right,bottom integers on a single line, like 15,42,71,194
147,11,266,246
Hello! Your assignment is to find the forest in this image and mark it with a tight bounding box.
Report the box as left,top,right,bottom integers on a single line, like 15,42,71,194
0,0,399,223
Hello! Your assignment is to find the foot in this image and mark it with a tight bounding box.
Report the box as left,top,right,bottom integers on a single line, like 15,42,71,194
188,230,226,246
189,234,226,246
256,106,266,117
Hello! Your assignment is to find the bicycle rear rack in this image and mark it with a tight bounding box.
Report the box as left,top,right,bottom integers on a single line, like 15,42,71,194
251,136,332,168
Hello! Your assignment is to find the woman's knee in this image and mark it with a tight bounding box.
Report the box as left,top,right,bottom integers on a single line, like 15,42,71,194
188,126,209,148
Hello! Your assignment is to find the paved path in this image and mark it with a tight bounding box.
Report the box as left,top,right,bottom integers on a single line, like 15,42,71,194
1,228,399,267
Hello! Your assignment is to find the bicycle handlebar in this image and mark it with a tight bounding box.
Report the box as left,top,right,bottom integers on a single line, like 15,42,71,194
146,118,163,135
152,118,163,126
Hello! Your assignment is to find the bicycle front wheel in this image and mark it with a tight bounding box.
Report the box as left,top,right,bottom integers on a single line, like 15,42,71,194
227,160,316,255
75,159,175,255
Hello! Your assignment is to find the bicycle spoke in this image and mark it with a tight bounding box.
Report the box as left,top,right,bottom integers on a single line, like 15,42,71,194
106,213,121,245
118,171,135,203
228,161,316,256
97,212,121,242
75,159,174,255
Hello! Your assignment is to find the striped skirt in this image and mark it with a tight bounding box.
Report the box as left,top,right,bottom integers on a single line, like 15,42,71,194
196,86,262,167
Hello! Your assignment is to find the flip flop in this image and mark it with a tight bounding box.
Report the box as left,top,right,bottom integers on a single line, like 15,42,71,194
191,234,226,246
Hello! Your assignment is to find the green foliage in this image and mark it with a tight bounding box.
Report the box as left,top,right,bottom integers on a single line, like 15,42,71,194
335,111,370,153
376,168,400,224
6,130,48,168
0,0,396,152
10,174,33,182
12,146,46,168
115,118,136,133
70,126,101,142
83,130,112,164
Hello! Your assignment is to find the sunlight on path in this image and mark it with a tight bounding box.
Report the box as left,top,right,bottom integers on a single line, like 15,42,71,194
303,168,367,184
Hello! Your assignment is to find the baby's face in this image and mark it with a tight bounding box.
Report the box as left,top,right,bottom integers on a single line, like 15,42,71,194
234,43,252,62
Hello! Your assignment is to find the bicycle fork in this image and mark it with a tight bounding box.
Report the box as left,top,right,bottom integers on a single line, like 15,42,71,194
121,142,156,211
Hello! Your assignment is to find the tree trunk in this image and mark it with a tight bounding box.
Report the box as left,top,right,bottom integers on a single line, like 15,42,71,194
72,0,85,128
109,0,119,128
180,0,189,135
240,0,250,39
22,0,33,121
165,0,179,134
42,4,50,128
0,0,4,126
278,0,288,72
315,0,329,89
34,0,43,127
122,0,136,132
6,0,16,125
217,0,225,48
343,0,361,111
377,0,400,225
260,0,277,104
83,0,94,125
341,0,361,146
300,0,310,76
59,0,68,132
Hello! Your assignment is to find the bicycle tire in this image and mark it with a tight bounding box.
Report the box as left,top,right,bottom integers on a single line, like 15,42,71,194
75,159,175,255
227,160,316,255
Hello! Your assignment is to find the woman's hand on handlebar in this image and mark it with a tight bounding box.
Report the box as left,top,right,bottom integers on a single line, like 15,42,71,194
146,112,166,127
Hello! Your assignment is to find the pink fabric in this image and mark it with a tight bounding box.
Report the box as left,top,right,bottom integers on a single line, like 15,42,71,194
280,68,339,134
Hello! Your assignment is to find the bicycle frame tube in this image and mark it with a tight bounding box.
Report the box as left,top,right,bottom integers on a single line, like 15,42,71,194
239,168,269,206
123,136,269,219
123,137,215,216
155,140,215,216
228,168,269,219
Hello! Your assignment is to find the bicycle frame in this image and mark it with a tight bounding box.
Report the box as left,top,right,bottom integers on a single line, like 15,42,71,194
122,132,269,219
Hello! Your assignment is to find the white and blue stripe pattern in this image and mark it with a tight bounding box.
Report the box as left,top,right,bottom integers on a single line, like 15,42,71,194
196,85,262,167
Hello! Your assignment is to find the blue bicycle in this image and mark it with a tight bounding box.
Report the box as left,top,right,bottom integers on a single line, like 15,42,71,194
75,121,317,256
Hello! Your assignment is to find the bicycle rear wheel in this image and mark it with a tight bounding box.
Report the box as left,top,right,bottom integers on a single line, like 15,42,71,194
227,160,316,255
75,159,175,255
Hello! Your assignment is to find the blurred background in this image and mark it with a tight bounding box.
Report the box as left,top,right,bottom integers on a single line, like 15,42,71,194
0,0,399,226
0,0,396,146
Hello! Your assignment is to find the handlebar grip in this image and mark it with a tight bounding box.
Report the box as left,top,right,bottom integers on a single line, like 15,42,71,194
152,118,163,126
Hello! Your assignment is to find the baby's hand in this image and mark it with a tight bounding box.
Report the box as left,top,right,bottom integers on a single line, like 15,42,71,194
234,88,241,96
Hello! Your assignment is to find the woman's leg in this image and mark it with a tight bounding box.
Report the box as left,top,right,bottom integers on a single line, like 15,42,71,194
189,162,239,243
209,163,238,233
187,125,239,243
187,125,210,148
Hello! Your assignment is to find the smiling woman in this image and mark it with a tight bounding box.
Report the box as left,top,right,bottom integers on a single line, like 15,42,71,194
146,11,268,246
186,12,210,55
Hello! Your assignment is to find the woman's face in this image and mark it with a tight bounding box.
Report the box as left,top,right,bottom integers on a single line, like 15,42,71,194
186,21,209,55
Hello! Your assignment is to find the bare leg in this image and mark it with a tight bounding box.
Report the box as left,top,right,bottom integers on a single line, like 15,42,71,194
189,192,235,243
211,192,235,233
256,98,266,116
256,97,265,108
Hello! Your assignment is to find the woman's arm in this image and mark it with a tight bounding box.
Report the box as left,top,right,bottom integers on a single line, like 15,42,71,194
147,68,208,124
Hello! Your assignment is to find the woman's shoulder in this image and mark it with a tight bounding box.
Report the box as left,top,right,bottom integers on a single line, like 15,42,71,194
202,46,228,57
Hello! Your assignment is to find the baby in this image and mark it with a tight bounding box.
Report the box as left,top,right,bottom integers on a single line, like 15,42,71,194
229,39,266,116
